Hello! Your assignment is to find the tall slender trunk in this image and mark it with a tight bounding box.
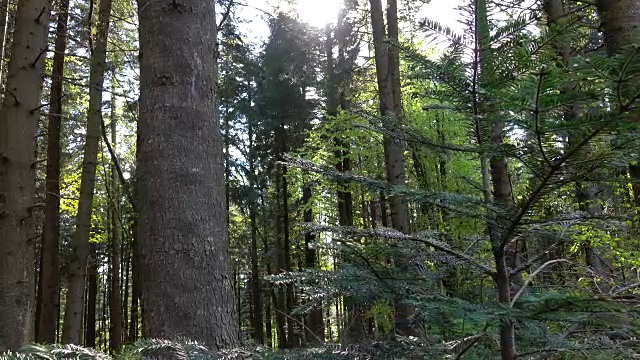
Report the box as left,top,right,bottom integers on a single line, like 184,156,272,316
543,0,609,285
63,0,113,343
127,233,140,342
137,0,238,348
596,0,640,288
109,107,122,353
475,0,515,358
263,222,274,348
121,236,130,339
0,0,9,87
302,185,324,343
248,111,264,344
85,243,98,348
0,0,50,349
369,0,415,336
36,0,69,344
326,22,361,342
274,173,288,348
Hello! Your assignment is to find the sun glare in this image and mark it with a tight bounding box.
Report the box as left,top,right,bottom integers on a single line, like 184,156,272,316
296,0,344,27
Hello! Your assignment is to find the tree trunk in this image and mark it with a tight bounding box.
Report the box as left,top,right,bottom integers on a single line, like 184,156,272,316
0,0,50,350
128,233,140,343
475,0,515,358
596,0,640,54
109,108,123,353
248,112,264,344
273,173,288,348
596,0,640,287
85,243,99,348
63,0,113,343
369,0,415,337
36,0,69,344
326,22,362,342
0,0,10,87
302,185,324,343
137,0,238,348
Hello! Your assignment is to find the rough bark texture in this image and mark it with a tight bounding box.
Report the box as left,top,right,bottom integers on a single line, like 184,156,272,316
0,0,9,85
596,0,640,55
36,0,69,343
62,0,113,343
138,0,238,348
0,0,50,350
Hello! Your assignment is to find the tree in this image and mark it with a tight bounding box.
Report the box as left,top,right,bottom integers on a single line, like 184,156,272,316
108,100,122,353
137,0,238,348
62,0,114,343
36,0,70,343
369,0,415,337
0,0,50,350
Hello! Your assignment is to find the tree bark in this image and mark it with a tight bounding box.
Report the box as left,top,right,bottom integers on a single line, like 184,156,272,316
36,0,69,344
0,0,50,350
0,0,10,87
137,0,238,348
369,0,415,337
62,0,113,343
596,0,640,55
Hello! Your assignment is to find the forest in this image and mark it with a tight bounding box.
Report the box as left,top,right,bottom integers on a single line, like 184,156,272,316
1,0,640,358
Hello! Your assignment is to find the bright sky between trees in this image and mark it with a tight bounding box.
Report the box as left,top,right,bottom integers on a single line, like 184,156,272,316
239,0,464,45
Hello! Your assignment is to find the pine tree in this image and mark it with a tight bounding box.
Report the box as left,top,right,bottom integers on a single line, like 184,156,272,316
137,0,238,348
0,0,50,350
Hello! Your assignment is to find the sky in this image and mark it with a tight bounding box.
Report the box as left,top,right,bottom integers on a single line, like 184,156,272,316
237,0,465,47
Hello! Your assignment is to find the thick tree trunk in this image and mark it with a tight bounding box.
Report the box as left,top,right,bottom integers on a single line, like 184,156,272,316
596,0,640,54
109,110,122,353
137,0,238,348
36,0,69,344
0,0,50,350
63,0,113,343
